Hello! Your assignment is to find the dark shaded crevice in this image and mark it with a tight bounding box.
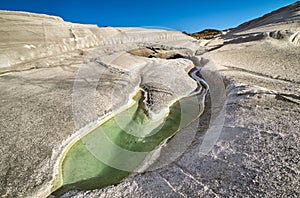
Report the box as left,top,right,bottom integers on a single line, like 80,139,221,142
223,65,300,84
166,54,185,59
192,91,212,144
0,165,12,196
137,88,151,118
280,93,300,100
158,172,186,197
128,47,191,60
224,75,300,105
206,44,224,52
94,59,128,75
275,94,300,105
229,88,300,105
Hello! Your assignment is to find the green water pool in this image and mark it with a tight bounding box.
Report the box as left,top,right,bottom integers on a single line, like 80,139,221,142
51,89,205,196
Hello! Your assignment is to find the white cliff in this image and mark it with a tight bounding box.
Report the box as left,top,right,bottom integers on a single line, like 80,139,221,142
0,2,299,197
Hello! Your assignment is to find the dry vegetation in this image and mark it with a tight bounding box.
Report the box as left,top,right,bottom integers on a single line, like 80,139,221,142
184,29,221,39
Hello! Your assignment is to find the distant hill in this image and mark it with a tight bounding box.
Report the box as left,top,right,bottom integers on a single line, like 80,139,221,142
184,29,221,40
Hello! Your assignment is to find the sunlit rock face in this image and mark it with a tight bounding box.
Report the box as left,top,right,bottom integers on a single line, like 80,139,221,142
0,10,199,73
232,1,300,33
0,10,202,197
1,1,300,197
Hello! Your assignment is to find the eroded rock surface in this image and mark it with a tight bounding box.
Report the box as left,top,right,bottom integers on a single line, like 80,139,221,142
0,2,300,197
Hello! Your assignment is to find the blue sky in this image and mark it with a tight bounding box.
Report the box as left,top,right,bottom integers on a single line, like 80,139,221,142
0,0,297,33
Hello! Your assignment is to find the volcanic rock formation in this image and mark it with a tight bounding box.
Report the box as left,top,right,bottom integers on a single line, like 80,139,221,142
0,1,299,197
